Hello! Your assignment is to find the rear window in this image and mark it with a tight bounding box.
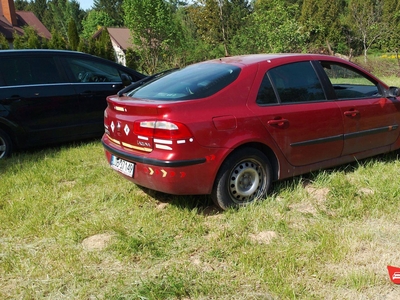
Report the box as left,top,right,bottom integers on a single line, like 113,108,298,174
127,63,241,100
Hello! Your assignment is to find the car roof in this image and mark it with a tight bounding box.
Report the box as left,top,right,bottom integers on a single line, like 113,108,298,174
206,53,349,67
0,49,88,55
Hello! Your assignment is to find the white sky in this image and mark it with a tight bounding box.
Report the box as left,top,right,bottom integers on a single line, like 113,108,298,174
77,0,93,10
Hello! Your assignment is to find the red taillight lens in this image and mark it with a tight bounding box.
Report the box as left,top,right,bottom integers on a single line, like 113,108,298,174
133,120,192,139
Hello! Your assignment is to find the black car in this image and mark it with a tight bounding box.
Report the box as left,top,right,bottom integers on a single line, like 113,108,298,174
0,50,146,158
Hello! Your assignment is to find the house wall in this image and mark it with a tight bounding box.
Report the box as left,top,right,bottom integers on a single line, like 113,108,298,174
111,39,126,66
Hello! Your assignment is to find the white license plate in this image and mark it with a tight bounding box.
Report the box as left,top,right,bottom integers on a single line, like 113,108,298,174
110,156,135,177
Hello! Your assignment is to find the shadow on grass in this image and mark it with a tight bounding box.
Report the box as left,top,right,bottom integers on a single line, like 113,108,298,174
137,186,221,216
269,150,400,194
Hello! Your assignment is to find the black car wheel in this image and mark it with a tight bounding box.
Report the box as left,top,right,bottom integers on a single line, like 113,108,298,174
211,148,272,210
0,129,12,159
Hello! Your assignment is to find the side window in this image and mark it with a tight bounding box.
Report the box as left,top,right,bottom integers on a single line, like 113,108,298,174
64,58,122,83
0,56,63,86
268,61,326,103
256,74,278,105
321,62,380,99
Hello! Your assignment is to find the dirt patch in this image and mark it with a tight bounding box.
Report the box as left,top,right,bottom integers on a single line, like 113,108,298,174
82,233,115,251
249,231,277,244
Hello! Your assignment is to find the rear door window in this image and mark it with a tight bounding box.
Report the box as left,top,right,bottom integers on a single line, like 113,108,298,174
0,56,63,86
266,61,326,103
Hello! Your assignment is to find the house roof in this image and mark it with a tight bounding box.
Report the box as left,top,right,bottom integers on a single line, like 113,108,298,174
0,0,51,41
93,27,133,51
16,11,51,39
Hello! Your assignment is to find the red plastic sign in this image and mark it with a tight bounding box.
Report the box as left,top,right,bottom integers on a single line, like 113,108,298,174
387,266,400,284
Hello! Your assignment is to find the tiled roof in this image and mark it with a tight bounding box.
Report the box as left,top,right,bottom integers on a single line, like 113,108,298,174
93,27,133,51
0,0,51,41
16,11,51,39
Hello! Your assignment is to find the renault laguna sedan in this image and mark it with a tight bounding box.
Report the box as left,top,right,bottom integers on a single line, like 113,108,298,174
102,54,400,210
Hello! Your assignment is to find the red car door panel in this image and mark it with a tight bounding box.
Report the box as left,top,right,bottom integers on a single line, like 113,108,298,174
255,102,343,166
337,97,400,155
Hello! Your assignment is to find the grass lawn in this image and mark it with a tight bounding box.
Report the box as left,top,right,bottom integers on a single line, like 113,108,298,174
2,73,400,299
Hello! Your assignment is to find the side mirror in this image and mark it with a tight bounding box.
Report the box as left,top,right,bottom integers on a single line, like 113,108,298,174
121,74,132,87
388,86,400,97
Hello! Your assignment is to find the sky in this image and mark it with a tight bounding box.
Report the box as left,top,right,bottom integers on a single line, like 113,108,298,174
77,0,93,10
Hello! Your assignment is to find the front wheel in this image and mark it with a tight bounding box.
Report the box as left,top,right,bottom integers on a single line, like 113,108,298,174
0,129,12,159
211,148,272,210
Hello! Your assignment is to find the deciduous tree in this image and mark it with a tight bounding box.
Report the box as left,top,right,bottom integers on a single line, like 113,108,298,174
123,0,186,73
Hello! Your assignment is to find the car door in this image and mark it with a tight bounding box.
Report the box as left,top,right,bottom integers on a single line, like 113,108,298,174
60,55,142,136
248,61,344,167
319,61,400,156
0,53,80,146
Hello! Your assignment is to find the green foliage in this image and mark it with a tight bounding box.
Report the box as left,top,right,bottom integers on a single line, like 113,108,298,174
12,27,42,49
31,0,47,20
231,0,307,54
81,10,114,40
93,0,123,26
300,0,346,51
123,0,186,73
80,29,114,61
46,0,85,39
67,19,80,50
47,29,67,49
0,34,10,50
347,0,386,61
14,0,30,10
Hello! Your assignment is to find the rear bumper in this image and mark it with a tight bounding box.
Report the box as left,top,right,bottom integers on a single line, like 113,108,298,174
102,135,223,195
102,140,206,167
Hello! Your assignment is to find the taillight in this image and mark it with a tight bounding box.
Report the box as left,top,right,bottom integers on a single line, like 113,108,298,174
133,120,192,139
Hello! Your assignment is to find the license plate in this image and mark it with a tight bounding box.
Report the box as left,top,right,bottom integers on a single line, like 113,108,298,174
110,155,135,177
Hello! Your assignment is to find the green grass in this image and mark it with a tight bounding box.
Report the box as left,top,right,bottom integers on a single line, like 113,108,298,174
2,139,400,299
2,72,400,299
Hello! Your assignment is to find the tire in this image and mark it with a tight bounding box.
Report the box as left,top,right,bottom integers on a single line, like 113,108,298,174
0,129,12,159
211,148,272,210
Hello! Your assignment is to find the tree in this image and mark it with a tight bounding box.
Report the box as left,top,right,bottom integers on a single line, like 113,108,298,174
13,27,42,49
123,0,186,73
47,0,85,38
48,29,67,49
93,0,123,26
67,19,80,50
31,0,47,20
232,0,307,54
299,0,346,52
93,29,114,60
0,34,10,50
189,0,226,54
348,0,385,62
81,10,115,40
14,0,30,10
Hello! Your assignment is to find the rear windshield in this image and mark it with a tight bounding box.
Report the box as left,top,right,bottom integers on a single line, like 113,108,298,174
127,63,241,100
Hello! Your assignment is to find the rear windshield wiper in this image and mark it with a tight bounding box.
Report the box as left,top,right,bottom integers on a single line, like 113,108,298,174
117,68,179,97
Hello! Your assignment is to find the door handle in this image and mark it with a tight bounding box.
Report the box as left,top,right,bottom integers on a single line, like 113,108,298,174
267,119,289,127
344,110,360,117
2,96,21,105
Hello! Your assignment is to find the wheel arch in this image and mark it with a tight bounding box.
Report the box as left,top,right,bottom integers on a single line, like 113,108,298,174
0,121,16,148
222,142,279,182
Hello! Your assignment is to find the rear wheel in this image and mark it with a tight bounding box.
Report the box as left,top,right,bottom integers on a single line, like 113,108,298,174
211,148,272,210
0,129,12,159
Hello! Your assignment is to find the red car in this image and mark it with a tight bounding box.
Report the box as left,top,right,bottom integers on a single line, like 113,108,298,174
102,54,400,210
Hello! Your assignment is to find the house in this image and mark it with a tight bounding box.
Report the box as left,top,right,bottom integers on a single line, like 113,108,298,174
93,27,133,66
0,0,51,48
